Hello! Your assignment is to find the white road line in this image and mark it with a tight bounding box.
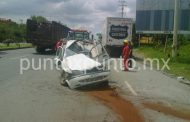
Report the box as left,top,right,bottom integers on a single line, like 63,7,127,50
125,81,138,96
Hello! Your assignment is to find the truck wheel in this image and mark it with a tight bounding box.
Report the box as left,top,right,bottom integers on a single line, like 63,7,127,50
36,46,45,53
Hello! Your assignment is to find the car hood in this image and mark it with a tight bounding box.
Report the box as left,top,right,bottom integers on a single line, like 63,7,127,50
62,54,101,72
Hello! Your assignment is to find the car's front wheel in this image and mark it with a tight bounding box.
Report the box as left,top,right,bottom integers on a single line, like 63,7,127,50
59,71,68,86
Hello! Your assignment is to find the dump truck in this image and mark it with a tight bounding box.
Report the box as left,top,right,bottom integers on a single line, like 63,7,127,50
26,19,70,53
102,17,133,56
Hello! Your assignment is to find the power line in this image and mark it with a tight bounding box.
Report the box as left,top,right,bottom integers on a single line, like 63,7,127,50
118,0,127,18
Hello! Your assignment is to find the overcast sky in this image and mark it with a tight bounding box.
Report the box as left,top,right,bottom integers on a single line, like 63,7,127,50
0,0,136,33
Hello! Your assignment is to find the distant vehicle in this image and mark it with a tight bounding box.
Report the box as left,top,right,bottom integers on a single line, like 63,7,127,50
102,17,133,56
54,40,110,89
26,19,70,53
67,29,93,42
2,39,15,46
3,39,15,43
54,29,93,54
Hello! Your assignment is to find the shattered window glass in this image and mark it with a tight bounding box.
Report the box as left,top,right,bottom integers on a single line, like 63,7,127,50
68,42,83,53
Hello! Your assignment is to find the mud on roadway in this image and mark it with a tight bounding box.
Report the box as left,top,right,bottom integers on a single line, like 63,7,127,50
143,102,190,121
78,83,144,122
78,82,190,122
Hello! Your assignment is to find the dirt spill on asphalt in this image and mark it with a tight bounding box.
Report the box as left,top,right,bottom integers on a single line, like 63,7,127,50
81,85,144,122
143,102,190,121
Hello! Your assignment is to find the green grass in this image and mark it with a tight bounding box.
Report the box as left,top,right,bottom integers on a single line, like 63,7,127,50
136,44,190,80
0,43,32,50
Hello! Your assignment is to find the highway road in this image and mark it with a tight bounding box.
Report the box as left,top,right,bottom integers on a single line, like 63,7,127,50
0,48,118,122
109,58,190,122
0,48,190,122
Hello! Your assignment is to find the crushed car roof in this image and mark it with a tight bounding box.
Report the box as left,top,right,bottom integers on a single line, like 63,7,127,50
63,53,101,71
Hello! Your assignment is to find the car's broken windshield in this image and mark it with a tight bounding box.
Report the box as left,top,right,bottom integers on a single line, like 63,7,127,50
64,41,84,57
69,42,83,53
64,48,76,57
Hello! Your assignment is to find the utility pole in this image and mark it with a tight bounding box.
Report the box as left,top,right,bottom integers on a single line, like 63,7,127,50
172,0,180,57
119,0,127,18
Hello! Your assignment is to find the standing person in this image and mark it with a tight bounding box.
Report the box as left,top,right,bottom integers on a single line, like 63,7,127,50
128,41,133,68
122,39,131,71
55,39,63,51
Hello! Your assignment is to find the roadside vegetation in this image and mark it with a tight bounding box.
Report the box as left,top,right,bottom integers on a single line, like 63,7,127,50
0,21,26,43
0,16,46,50
0,43,32,50
135,35,190,80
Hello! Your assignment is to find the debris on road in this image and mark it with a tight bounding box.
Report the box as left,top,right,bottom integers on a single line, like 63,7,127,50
177,76,185,80
143,102,190,121
177,77,190,86
86,85,144,122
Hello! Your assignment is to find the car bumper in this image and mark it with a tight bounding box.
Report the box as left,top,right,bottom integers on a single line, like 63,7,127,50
66,71,110,89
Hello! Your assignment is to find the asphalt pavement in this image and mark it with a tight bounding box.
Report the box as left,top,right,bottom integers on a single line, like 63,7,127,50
109,58,190,122
0,48,118,122
1,48,190,122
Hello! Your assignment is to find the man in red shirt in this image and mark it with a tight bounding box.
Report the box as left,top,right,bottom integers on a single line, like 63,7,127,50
55,39,63,51
122,40,131,71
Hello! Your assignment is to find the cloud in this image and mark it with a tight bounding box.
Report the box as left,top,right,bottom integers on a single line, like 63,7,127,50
0,0,136,33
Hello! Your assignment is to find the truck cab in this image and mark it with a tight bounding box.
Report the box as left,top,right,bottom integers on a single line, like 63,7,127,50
67,29,91,41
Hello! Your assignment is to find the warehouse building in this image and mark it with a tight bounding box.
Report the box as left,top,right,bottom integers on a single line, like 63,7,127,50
136,0,190,34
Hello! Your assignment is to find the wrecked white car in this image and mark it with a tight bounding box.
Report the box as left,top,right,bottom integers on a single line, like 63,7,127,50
54,40,110,89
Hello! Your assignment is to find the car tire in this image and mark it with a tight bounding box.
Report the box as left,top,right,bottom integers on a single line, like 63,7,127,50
60,71,68,86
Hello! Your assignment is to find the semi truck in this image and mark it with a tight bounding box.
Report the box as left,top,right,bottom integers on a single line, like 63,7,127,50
26,19,70,53
102,17,133,56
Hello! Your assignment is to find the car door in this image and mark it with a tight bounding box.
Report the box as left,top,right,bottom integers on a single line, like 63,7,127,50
54,45,65,66
90,42,110,70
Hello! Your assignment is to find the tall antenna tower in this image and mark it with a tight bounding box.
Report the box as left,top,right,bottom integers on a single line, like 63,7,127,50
118,0,127,18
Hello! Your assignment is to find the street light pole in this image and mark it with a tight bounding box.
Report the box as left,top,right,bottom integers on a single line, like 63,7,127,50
172,0,180,57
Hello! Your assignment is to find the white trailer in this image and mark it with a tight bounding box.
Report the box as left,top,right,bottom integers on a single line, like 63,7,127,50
102,17,133,56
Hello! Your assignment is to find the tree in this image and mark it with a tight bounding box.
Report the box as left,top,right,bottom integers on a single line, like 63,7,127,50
30,15,47,23
0,21,26,43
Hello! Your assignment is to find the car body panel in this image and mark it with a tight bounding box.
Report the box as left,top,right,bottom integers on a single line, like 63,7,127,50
62,54,101,71
55,40,110,89
66,71,110,89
